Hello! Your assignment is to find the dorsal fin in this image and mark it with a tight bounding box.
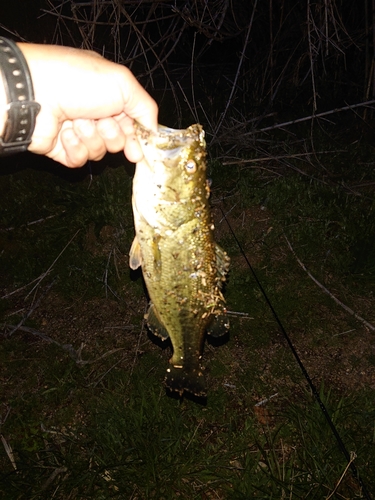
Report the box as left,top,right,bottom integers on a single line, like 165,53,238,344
215,243,230,283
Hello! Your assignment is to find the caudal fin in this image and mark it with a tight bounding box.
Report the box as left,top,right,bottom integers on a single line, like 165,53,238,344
165,365,206,397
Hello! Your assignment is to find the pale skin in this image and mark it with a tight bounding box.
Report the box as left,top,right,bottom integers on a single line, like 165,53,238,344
0,43,158,167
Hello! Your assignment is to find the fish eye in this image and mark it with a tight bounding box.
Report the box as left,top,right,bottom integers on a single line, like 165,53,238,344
185,159,197,174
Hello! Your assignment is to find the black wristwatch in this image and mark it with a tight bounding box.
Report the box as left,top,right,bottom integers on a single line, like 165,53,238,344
0,37,41,155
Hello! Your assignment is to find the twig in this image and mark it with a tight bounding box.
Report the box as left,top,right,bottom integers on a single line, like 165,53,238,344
1,324,124,366
326,451,357,500
0,212,65,232
190,31,198,121
25,229,81,299
0,24,27,41
1,229,80,300
70,343,125,366
6,279,57,337
284,235,375,332
333,329,356,337
1,434,17,470
103,325,135,330
0,405,11,426
89,354,125,388
2,323,58,343
185,419,204,451
225,310,254,318
222,150,342,165
245,100,375,136
103,248,113,299
212,0,258,142
40,466,68,492
127,302,148,386
307,0,318,112
218,202,238,223
1,276,46,300
254,393,279,407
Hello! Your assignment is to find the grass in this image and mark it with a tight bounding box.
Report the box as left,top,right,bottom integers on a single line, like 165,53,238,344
1,130,375,498
3,373,371,498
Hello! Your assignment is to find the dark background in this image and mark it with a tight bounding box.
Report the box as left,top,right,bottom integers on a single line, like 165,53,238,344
0,1,371,136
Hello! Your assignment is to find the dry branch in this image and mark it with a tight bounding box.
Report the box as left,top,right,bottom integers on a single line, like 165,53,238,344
38,1,369,145
1,435,17,471
1,323,126,366
211,0,258,142
246,100,375,136
284,235,375,332
326,451,357,500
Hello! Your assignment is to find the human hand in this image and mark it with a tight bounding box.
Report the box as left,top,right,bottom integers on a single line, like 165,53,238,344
17,43,158,167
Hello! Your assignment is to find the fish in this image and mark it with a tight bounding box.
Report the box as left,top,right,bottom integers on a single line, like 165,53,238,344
129,122,230,397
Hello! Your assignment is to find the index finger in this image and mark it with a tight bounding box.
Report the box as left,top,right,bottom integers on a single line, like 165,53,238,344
118,66,158,132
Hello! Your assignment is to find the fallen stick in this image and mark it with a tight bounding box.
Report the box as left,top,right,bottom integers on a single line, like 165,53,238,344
1,324,124,365
1,434,17,470
284,235,375,332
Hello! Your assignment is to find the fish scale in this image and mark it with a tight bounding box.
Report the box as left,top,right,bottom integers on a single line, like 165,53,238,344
130,122,230,397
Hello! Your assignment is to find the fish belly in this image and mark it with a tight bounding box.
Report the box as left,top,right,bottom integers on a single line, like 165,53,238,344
140,217,216,396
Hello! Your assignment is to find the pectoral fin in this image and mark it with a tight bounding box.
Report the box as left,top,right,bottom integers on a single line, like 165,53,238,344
145,303,169,340
129,236,142,270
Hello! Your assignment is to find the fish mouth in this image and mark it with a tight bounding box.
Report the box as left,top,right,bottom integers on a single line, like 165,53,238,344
135,122,204,154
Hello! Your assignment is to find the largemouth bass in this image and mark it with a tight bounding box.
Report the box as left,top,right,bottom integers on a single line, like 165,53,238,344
130,123,230,397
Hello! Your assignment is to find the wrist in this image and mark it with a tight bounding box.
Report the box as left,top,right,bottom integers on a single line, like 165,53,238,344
0,38,41,155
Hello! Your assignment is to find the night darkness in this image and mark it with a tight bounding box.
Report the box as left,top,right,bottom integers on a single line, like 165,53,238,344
1,2,375,499
0,1,370,121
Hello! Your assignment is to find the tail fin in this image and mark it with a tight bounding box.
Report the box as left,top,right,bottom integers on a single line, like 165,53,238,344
165,365,206,397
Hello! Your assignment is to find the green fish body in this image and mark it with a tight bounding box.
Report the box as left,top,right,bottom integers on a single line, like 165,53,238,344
130,123,229,397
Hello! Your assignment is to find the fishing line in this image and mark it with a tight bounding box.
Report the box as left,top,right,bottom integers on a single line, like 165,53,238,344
220,207,372,500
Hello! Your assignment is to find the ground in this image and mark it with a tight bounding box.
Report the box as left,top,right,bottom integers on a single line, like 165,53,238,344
0,145,375,498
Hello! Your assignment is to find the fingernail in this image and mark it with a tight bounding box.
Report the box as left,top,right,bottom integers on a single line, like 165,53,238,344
76,119,95,137
103,125,117,139
64,128,80,146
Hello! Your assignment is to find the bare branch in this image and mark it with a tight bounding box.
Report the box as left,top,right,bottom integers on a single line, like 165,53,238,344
284,235,375,332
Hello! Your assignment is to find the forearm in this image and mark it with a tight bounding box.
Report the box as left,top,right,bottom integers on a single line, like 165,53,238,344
0,39,158,166
0,39,42,155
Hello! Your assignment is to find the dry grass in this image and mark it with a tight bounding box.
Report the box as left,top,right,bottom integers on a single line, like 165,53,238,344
34,1,375,155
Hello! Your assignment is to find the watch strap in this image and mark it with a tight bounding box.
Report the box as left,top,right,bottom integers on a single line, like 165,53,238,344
0,37,40,155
